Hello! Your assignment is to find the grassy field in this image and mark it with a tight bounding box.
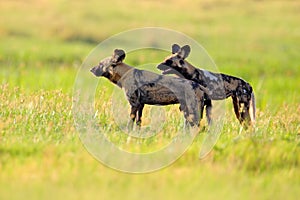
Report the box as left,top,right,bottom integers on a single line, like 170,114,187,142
0,0,299,199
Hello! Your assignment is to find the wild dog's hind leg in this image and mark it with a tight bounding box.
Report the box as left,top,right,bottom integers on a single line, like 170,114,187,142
204,99,212,125
249,92,256,125
127,106,138,131
240,101,252,127
136,104,145,128
232,95,242,124
233,96,252,127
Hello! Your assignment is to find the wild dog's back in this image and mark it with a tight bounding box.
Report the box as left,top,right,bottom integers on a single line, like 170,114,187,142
119,68,203,107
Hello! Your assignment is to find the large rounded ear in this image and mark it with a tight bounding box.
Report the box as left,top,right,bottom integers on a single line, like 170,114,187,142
179,45,191,59
172,44,181,54
112,49,126,64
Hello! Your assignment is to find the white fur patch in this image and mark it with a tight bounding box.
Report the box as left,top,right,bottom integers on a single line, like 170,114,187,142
203,70,218,81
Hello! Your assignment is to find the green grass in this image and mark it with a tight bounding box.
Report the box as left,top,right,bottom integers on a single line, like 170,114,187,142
0,0,300,199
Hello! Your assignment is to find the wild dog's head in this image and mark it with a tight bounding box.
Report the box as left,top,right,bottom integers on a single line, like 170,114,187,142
157,44,192,77
90,49,126,77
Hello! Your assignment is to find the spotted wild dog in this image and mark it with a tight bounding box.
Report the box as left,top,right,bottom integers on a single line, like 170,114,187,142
90,49,207,130
157,44,256,127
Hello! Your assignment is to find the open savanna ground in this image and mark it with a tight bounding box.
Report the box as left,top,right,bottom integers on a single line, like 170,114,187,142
0,0,299,199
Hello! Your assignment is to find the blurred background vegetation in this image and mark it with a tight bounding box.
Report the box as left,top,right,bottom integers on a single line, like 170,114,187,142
1,0,299,104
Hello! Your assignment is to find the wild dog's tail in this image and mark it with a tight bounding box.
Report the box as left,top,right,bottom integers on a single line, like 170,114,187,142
249,91,256,125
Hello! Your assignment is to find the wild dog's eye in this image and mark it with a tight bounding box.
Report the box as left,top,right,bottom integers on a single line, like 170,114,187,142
179,60,184,65
166,59,173,65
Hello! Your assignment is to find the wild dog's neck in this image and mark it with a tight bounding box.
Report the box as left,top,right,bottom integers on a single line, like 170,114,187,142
182,60,197,79
109,63,133,85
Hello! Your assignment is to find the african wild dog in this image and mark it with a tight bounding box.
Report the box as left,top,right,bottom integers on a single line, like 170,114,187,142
157,44,256,127
90,49,207,130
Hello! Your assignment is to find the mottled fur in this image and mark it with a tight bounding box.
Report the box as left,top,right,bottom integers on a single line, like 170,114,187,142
157,44,256,127
90,49,206,129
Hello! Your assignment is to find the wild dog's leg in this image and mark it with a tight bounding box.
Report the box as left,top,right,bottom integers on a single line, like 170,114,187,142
199,103,204,120
183,105,199,128
180,103,190,128
232,95,242,124
198,97,205,129
187,113,199,127
240,102,252,127
204,99,212,125
240,92,256,127
183,111,192,128
136,104,145,127
180,104,198,128
236,84,255,127
249,92,256,125
127,106,138,131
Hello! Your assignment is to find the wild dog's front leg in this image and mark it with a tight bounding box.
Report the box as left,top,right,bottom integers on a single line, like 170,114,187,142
179,104,189,129
127,106,138,131
204,99,212,125
136,104,145,128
